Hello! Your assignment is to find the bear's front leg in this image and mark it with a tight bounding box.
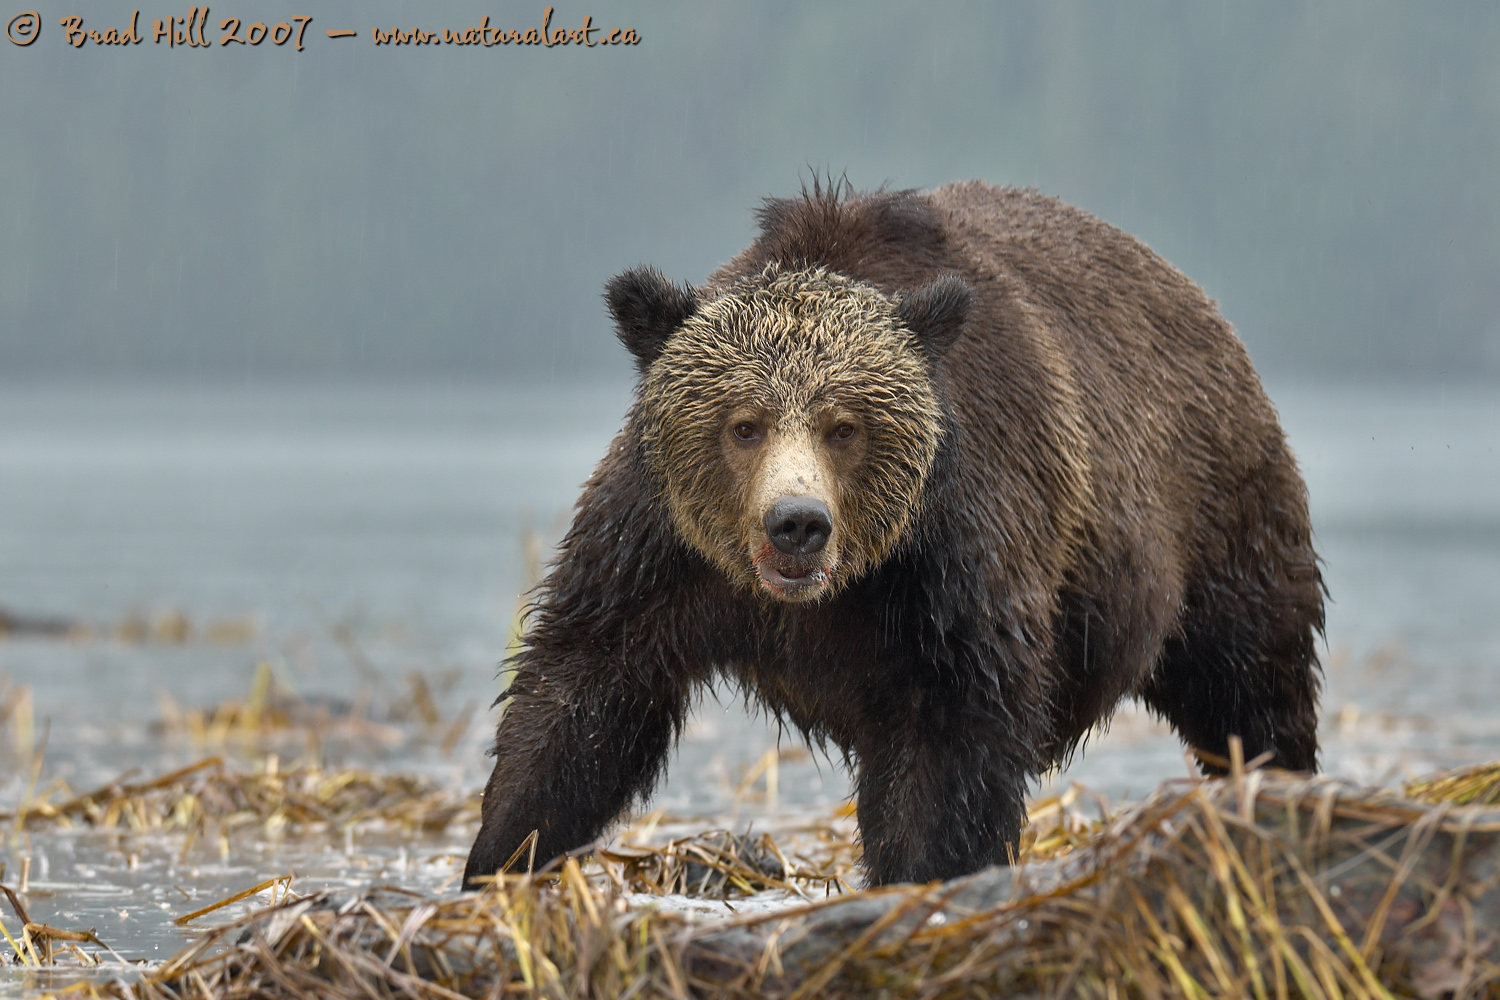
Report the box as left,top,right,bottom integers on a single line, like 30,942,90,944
852,689,1036,885
462,429,722,889
463,641,694,888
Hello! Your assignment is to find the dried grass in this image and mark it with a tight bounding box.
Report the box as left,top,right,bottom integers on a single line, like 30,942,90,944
0,755,478,841
0,605,259,645
1406,759,1500,806
147,662,476,756
0,675,38,759
25,755,1498,999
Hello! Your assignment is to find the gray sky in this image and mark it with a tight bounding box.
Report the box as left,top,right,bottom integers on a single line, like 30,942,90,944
2,1,1497,382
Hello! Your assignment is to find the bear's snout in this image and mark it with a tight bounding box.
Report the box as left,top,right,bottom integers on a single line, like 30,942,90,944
765,496,832,556
755,494,836,600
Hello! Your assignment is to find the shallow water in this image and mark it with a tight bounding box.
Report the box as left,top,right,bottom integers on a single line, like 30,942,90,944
1,378,1497,982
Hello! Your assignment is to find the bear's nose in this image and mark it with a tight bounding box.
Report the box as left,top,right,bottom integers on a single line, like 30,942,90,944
765,497,832,556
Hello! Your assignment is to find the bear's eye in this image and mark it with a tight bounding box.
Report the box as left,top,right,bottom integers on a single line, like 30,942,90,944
732,421,760,442
831,423,857,442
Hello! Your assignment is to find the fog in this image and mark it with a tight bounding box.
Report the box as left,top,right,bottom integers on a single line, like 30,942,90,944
1,1,1497,382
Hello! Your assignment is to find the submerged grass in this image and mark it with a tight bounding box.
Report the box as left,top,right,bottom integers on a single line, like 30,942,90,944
13,753,1500,998
0,755,479,842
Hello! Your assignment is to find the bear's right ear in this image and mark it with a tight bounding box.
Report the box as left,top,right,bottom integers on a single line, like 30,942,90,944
897,274,972,363
605,266,699,372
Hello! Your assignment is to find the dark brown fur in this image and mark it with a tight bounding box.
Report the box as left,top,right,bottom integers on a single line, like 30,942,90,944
465,180,1323,887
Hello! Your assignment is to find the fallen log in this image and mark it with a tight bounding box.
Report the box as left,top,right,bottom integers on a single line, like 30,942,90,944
688,771,1500,997
117,765,1500,999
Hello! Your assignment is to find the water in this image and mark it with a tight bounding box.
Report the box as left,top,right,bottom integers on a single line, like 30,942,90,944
0,378,1497,981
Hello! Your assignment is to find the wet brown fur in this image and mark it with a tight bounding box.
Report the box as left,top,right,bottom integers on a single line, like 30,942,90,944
466,180,1324,888
642,266,945,596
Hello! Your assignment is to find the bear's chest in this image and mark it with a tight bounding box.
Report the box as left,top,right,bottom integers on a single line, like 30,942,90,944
725,590,920,747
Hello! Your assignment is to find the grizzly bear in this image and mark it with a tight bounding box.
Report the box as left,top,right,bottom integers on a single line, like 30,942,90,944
464,179,1323,888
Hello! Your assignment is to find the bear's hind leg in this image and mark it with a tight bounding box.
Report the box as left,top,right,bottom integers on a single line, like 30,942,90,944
1140,543,1323,774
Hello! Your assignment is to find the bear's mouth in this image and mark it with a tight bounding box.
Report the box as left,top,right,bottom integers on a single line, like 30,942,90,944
754,547,832,600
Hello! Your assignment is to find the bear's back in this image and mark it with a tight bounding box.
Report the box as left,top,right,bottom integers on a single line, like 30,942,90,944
931,181,1293,551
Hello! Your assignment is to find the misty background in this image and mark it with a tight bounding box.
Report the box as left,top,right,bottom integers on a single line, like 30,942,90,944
1,0,1499,826
2,1,1498,382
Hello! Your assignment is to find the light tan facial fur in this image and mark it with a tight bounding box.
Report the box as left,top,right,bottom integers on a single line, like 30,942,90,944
640,267,945,602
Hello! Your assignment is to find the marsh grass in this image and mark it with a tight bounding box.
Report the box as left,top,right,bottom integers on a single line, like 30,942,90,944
11,750,1500,998
0,755,479,843
1405,759,1500,806
0,676,37,761
0,605,260,646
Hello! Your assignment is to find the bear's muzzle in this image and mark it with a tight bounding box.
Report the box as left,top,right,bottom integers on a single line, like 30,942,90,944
755,496,836,599
765,496,832,556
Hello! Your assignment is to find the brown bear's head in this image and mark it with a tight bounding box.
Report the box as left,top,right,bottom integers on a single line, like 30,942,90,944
607,264,970,602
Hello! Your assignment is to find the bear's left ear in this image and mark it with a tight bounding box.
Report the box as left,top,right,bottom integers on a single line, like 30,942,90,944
897,274,972,362
605,266,699,372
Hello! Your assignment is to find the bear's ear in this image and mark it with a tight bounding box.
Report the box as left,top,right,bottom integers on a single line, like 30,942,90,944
897,274,972,362
605,266,699,372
